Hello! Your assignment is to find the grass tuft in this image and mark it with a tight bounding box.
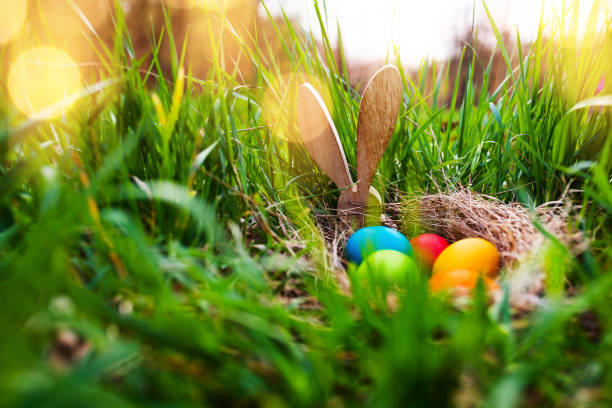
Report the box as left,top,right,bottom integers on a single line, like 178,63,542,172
0,0,612,406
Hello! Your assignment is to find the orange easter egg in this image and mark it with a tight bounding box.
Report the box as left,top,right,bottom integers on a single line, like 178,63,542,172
429,269,499,295
432,238,500,277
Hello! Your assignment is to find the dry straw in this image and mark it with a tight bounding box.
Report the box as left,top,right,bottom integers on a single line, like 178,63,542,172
317,188,588,309
411,189,586,267
411,189,588,310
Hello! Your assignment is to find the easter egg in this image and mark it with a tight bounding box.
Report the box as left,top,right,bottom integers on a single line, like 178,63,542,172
432,238,500,277
429,269,499,295
355,250,419,286
410,233,449,270
365,186,383,227
346,226,412,265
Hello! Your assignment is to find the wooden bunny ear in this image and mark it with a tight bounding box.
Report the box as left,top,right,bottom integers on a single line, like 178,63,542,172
297,83,358,211
355,65,403,206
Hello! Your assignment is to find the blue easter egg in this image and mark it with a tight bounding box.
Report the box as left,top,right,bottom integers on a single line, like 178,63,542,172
345,226,412,265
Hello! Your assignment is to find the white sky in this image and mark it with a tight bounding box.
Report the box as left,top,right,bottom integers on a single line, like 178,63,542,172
261,0,610,66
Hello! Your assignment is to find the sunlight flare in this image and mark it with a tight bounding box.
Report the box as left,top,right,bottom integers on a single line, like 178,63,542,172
262,72,333,142
163,0,245,12
8,47,82,119
0,0,27,44
38,0,112,31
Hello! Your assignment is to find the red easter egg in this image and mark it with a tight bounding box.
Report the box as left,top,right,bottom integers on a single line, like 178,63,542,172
410,234,449,270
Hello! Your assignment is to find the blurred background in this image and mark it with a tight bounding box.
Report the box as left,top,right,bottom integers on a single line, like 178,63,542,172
0,0,609,116
269,0,605,65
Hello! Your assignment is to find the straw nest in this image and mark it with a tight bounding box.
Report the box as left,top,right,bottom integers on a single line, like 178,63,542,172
316,189,588,311
411,190,586,266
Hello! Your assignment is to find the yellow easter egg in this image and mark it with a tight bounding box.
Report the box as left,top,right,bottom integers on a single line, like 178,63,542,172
432,238,500,277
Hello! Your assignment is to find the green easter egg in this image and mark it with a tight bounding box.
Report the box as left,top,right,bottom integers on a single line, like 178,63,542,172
355,249,419,287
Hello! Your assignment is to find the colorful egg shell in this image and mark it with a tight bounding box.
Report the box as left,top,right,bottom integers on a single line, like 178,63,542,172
355,250,419,287
410,233,450,270
429,269,499,296
346,226,412,265
432,238,500,277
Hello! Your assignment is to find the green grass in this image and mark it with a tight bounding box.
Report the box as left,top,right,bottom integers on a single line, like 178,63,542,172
1,0,612,406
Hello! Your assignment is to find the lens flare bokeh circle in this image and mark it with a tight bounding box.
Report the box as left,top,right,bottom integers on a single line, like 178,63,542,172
8,47,82,119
